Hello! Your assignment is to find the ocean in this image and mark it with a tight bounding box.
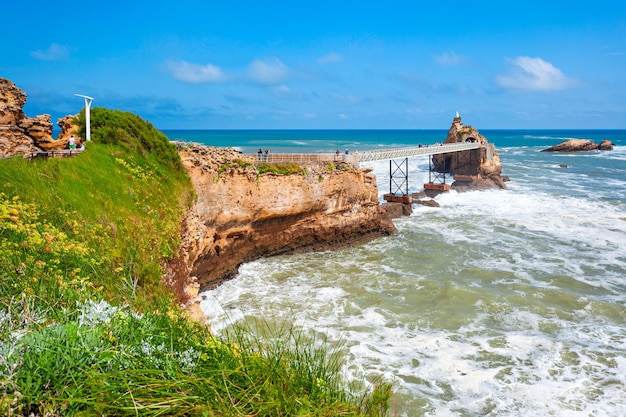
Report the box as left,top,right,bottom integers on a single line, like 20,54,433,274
164,129,626,416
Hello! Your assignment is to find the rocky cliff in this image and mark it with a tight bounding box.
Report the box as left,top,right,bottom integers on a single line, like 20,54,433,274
432,114,506,191
0,78,81,158
168,144,397,296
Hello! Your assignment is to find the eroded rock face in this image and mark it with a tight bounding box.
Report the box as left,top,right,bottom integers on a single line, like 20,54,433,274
0,126,40,157
0,78,80,157
18,114,52,140
169,144,397,290
0,78,41,157
0,78,27,125
432,115,506,191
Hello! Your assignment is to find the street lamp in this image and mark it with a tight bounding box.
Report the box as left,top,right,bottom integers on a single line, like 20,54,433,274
75,94,94,141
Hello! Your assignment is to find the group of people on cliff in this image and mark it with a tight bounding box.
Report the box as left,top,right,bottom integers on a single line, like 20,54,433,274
258,148,270,161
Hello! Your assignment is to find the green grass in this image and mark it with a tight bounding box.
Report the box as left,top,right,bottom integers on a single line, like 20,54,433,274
257,162,307,175
0,108,392,416
218,158,253,174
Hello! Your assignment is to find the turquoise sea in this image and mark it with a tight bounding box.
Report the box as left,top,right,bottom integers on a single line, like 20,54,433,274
165,129,626,416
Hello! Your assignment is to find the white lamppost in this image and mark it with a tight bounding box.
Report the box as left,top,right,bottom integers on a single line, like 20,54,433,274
75,94,94,141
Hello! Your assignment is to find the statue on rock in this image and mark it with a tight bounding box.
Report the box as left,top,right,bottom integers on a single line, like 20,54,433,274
431,113,507,191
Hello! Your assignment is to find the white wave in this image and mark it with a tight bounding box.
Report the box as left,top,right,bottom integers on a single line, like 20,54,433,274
200,144,626,416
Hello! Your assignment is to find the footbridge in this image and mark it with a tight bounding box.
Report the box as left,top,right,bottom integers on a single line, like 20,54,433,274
357,142,480,163
251,141,484,200
358,142,482,201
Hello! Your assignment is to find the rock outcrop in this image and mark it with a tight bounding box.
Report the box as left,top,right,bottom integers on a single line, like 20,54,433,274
541,138,614,152
432,114,506,191
168,144,397,291
0,78,81,157
599,140,615,151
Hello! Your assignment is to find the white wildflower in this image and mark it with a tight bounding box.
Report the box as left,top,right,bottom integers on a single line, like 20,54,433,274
77,299,122,326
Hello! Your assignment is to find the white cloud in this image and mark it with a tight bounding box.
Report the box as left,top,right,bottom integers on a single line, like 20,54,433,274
496,56,575,91
30,43,70,61
166,60,225,83
271,84,293,98
338,113,348,119
434,51,465,66
247,58,289,84
405,108,424,114
331,93,360,104
318,52,343,64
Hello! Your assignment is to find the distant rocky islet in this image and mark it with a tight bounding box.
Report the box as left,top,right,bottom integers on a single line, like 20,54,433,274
541,138,614,152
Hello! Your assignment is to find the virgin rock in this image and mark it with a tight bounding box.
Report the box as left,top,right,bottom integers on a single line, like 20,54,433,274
431,114,506,191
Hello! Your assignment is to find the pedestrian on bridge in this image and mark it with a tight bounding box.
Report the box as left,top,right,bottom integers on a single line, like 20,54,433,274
258,148,263,160
264,148,270,161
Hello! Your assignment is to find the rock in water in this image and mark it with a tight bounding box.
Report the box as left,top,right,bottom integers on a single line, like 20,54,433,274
541,138,613,152
431,113,507,191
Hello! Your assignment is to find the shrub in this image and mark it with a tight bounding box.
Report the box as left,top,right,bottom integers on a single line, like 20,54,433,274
257,162,307,175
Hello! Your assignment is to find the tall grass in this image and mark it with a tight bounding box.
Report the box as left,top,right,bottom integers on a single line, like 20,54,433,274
0,108,392,416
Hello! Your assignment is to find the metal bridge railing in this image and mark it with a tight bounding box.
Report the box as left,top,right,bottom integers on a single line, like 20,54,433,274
358,142,481,163
247,143,481,166
250,153,346,164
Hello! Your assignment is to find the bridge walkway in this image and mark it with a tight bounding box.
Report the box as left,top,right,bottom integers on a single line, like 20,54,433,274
249,142,481,166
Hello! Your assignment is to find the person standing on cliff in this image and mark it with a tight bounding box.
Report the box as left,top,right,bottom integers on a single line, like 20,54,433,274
258,148,263,160
264,148,270,161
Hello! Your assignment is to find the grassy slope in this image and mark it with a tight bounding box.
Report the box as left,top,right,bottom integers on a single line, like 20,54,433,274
0,108,391,416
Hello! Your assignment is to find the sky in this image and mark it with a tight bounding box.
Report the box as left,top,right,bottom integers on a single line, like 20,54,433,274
3,1,626,130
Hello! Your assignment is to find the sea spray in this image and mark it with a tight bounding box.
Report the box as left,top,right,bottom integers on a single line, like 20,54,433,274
198,130,626,416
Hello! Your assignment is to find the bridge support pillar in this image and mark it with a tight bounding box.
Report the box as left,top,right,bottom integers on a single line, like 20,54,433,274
388,157,409,197
424,154,451,193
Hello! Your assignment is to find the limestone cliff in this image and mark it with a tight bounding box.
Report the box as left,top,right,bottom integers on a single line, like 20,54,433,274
432,114,506,191
170,144,396,292
0,78,81,158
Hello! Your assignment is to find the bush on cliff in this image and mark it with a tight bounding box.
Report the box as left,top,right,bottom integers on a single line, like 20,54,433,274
257,162,307,175
0,108,391,416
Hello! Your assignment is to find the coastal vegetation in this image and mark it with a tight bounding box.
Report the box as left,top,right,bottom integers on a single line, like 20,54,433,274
0,109,391,416
218,158,254,174
257,162,308,175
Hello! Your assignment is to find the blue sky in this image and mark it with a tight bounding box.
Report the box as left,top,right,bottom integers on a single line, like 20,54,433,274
3,1,626,130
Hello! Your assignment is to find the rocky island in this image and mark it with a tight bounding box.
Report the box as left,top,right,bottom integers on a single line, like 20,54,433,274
541,138,615,152
431,113,506,191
